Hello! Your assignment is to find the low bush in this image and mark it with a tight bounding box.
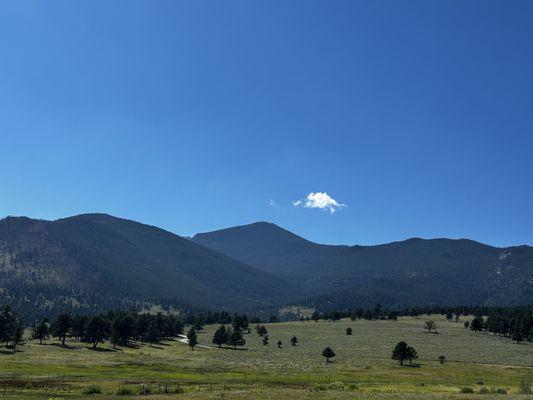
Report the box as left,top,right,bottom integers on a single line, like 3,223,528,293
82,384,103,395
116,386,133,395
519,376,532,394
460,387,474,393
138,383,152,395
313,381,357,391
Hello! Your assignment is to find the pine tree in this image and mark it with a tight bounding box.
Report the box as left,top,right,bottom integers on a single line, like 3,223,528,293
322,347,336,363
392,341,410,365
262,335,269,345
212,325,229,348
424,320,437,333
290,336,298,346
512,331,523,344
255,325,268,336
0,305,18,347
33,319,49,344
228,328,246,350
51,313,72,346
187,327,198,350
406,345,418,364
146,321,161,346
11,322,24,352
85,316,111,349
346,327,353,335
470,317,484,332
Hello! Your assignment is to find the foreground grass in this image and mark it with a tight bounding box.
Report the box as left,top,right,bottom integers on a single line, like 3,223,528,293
0,315,531,399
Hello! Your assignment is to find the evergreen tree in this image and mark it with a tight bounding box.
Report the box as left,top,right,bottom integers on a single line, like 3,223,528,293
346,327,353,335
512,331,523,344
212,325,229,348
51,313,72,346
0,305,18,347
262,335,269,345
85,316,111,349
33,319,49,344
290,336,298,346
187,327,198,350
11,322,24,352
111,315,135,348
311,311,320,322
322,347,336,363
173,319,184,336
470,317,484,332
392,341,410,365
146,321,162,346
424,320,437,333
255,324,268,336
71,315,88,341
228,328,246,350
406,345,418,364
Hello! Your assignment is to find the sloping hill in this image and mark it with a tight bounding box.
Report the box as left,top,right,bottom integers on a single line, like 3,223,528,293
0,214,294,318
193,223,533,309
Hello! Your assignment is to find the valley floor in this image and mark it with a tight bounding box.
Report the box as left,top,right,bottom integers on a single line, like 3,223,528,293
0,315,531,399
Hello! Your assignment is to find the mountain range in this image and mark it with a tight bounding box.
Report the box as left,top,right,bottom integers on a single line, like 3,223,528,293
1,214,532,319
194,222,533,310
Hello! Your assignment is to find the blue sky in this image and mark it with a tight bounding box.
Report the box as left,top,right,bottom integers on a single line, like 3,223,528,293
1,0,532,246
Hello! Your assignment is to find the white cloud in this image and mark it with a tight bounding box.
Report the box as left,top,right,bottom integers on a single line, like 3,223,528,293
292,192,346,214
266,199,277,206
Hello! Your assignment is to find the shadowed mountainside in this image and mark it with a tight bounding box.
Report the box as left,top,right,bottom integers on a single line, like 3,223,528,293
0,214,294,319
194,222,533,310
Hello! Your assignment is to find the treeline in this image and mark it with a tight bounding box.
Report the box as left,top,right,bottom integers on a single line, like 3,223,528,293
0,305,24,351
16,308,255,350
1,303,532,352
308,304,533,343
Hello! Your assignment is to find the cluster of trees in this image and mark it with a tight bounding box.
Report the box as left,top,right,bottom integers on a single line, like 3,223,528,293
0,305,24,352
31,311,185,349
211,325,246,349
465,312,533,343
307,305,533,344
310,305,399,322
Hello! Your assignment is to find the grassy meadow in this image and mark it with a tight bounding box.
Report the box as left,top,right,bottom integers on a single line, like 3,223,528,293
0,315,532,399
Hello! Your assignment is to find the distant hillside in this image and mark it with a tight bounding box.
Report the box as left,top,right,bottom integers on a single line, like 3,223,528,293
0,214,293,319
193,222,533,310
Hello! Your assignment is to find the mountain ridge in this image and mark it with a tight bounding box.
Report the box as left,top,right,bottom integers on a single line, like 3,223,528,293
0,214,295,319
193,221,533,310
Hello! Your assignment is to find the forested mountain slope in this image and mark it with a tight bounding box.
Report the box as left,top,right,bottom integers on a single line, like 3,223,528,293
0,214,293,319
194,222,533,309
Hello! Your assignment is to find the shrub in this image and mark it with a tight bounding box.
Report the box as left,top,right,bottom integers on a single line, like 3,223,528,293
494,388,507,394
138,383,152,395
116,387,133,395
479,387,490,394
519,376,532,394
460,387,474,393
82,384,103,395
313,381,356,391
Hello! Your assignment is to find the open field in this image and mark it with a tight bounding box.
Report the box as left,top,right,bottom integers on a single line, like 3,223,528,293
0,315,531,399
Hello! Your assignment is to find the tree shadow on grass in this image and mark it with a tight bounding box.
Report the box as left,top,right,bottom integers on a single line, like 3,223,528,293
0,349,20,355
88,347,117,352
50,343,84,350
219,346,248,351
145,344,165,350
402,363,423,368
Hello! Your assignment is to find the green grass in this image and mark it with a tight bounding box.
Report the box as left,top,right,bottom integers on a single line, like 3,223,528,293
0,315,531,399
